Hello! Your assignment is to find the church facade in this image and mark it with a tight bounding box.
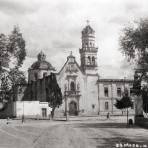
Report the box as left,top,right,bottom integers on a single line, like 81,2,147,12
26,23,134,116
55,24,99,116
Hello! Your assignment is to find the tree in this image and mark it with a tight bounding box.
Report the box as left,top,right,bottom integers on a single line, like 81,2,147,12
46,73,62,119
0,26,26,108
8,26,26,67
141,86,148,113
115,88,133,125
120,19,148,64
0,71,11,101
0,34,9,68
133,71,141,96
8,67,26,101
0,71,10,111
120,18,148,112
120,18,148,81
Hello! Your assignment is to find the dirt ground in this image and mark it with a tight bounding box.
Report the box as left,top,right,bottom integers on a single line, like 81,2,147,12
0,117,148,148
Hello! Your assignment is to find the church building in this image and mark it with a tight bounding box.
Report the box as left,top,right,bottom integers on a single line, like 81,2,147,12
0,22,134,119
26,23,134,116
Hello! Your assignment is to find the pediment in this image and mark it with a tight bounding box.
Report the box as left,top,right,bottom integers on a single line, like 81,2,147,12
58,57,83,76
65,62,79,74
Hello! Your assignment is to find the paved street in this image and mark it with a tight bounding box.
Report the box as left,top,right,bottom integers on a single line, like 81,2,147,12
0,117,148,148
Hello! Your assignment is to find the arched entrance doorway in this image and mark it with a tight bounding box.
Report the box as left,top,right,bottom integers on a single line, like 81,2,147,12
69,101,78,116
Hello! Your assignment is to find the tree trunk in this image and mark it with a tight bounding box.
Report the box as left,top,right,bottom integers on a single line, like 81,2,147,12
51,107,55,119
127,108,129,126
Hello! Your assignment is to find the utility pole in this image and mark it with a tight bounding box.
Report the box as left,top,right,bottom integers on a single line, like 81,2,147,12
124,76,126,90
22,101,24,123
111,83,113,114
124,76,129,125
64,87,69,121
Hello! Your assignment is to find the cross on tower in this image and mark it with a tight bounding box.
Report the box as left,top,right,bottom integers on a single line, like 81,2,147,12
86,20,90,25
70,51,73,56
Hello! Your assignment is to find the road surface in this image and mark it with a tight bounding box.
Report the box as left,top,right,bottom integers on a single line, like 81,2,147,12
0,117,148,148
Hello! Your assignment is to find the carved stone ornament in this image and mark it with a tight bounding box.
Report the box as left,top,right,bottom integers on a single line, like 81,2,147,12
65,64,78,73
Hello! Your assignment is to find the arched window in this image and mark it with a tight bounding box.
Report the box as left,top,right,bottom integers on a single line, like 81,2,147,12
85,43,88,47
70,81,75,91
117,87,121,97
88,56,91,65
92,56,95,65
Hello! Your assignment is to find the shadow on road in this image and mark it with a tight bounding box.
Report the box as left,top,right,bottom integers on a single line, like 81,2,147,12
76,122,139,129
52,119,67,121
75,122,148,148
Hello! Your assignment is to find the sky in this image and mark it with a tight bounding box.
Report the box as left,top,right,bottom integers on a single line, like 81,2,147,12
0,0,148,79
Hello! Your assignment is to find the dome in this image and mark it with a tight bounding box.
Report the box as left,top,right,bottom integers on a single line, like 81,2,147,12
30,51,55,70
82,25,95,35
31,61,55,70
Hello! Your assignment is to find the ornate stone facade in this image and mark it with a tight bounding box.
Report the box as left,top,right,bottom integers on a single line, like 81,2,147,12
55,24,99,116
56,52,99,116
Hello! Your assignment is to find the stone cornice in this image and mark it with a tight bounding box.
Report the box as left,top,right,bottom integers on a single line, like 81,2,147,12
97,79,134,83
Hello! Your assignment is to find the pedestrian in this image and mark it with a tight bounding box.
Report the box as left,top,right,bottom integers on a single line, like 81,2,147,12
22,115,24,123
107,112,110,119
6,117,9,124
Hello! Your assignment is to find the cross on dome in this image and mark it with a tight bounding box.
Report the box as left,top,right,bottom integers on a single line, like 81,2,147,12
70,51,73,56
38,51,46,61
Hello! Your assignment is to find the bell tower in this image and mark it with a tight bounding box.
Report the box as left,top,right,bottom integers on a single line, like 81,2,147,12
79,21,98,75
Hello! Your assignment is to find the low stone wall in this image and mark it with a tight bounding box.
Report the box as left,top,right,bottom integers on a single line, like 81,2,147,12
0,101,52,119
135,117,148,128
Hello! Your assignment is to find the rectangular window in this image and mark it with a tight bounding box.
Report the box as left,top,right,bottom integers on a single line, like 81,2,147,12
105,102,109,110
104,87,109,97
117,87,121,97
42,108,47,117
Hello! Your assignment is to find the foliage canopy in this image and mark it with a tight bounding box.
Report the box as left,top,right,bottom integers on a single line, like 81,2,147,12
120,18,148,113
0,26,26,106
46,73,63,118
115,88,133,109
